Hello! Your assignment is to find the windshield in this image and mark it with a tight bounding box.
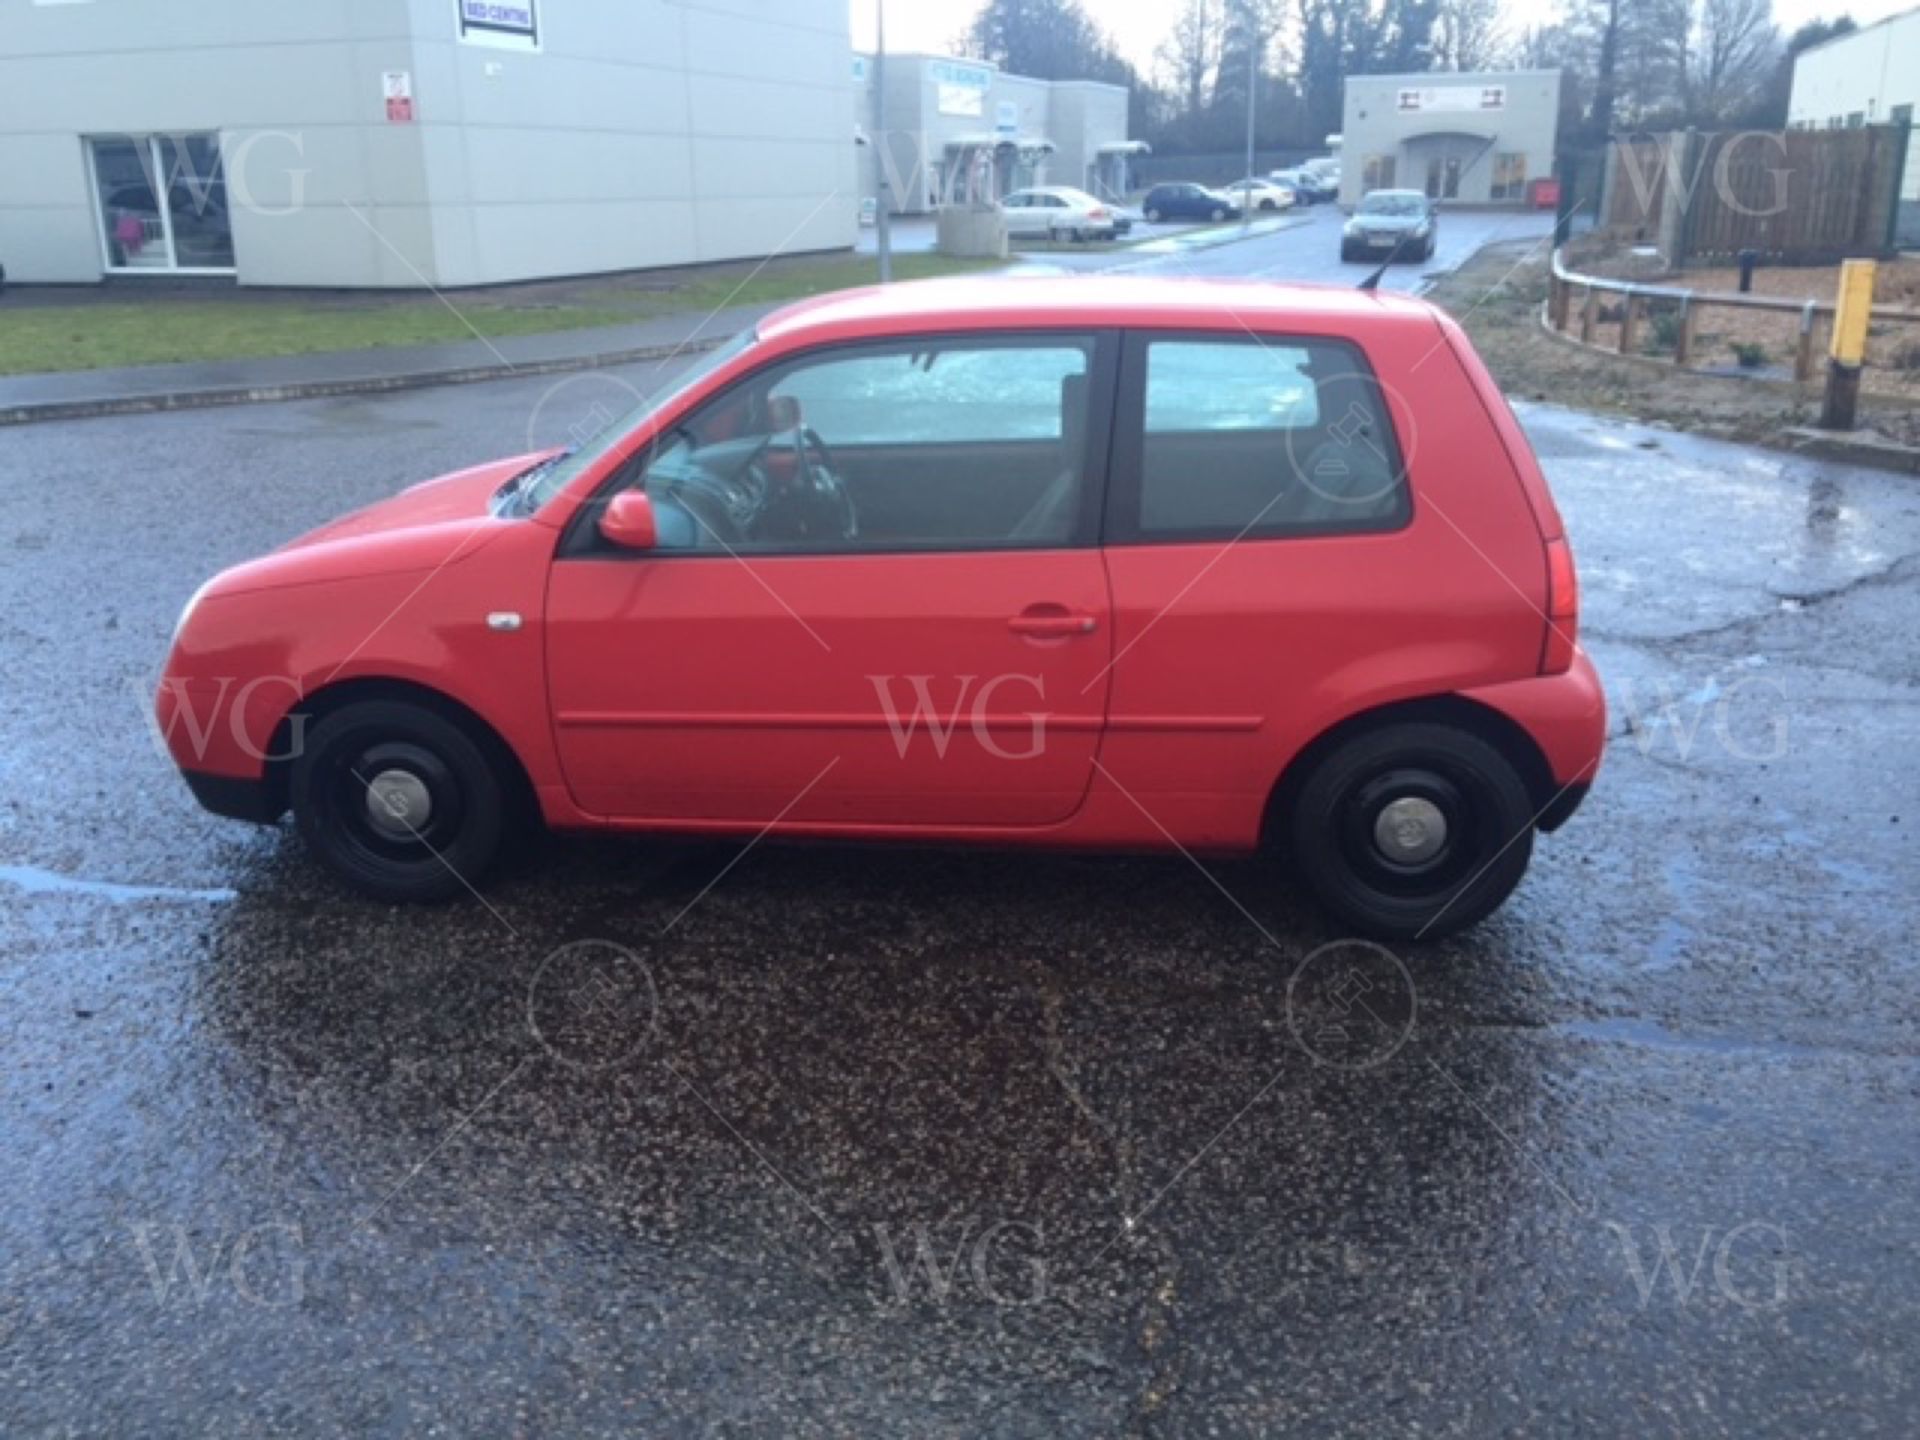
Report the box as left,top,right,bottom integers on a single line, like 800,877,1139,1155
518,327,760,511
1360,194,1423,217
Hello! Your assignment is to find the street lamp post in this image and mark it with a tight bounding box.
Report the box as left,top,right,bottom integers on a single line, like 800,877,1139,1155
1241,32,1256,231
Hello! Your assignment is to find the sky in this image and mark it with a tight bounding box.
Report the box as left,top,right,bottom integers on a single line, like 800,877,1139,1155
849,0,1916,74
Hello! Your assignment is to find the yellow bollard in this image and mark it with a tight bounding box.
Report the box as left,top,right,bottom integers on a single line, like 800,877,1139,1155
1821,259,1875,430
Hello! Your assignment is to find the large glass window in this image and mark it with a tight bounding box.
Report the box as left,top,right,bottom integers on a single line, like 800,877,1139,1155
1490,152,1528,202
90,135,234,273
599,335,1101,554
1124,337,1409,542
1362,155,1397,191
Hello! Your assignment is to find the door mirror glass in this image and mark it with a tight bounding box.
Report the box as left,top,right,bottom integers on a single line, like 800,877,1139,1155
600,489,659,550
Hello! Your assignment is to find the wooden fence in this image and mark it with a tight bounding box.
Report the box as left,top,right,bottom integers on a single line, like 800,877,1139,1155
1546,249,1920,384
1600,127,1909,265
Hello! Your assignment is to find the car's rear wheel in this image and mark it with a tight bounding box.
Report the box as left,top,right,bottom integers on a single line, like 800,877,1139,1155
1286,723,1535,940
290,699,507,903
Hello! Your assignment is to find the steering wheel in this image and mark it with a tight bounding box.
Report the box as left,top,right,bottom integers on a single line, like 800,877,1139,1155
794,428,856,545
763,422,856,543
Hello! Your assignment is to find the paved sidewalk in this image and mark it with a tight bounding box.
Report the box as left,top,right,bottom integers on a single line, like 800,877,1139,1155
0,301,779,427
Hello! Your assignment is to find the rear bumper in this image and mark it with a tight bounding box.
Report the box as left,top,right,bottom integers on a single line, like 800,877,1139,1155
1460,651,1607,824
181,768,284,824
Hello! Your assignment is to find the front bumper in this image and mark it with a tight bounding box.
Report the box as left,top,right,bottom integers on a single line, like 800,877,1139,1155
181,768,284,824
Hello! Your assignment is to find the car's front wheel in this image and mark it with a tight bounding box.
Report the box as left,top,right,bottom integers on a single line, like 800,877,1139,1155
1286,722,1535,940
1210,206,1227,222
290,698,508,902
1144,207,1163,222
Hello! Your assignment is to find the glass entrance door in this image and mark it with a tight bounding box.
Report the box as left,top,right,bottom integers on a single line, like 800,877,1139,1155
89,135,235,274
1424,155,1461,200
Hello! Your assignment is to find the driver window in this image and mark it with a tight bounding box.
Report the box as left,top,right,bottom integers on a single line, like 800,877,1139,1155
626,335,1099,555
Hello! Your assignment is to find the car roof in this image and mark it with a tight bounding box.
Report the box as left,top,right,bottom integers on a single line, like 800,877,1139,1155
758,276,1438,345
1364,189,1428,201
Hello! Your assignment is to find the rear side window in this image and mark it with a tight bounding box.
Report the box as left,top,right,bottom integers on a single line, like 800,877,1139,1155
1113,334,1410,542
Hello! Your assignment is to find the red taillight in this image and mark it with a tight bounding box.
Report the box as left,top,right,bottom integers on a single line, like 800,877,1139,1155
1542,535,1579,675
1089,207,1110,220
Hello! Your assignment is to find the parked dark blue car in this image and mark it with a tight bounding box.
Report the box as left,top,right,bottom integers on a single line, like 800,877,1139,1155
1140,183,1243,223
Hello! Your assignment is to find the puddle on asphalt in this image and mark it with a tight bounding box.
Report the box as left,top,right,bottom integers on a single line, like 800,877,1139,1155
0,864,236,905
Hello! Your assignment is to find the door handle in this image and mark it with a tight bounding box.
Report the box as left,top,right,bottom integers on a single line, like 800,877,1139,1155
1008,610,1098,637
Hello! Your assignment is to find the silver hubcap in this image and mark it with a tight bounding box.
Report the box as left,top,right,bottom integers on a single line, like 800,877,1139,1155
365,768,432,838
1374,796,1447,865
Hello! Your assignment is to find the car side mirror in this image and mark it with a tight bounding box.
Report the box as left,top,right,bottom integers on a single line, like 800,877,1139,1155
599,490,658,550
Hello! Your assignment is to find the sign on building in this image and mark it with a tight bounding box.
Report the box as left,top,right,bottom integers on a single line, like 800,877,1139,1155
383,70,415,123
456,0,539,51
930,59,992,118
1397,86,1505,112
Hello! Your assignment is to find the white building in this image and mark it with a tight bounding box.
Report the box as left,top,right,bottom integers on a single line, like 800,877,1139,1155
1340,71,1561,207
1787,7,1920,246
853,53,1137,215
0,0,856,289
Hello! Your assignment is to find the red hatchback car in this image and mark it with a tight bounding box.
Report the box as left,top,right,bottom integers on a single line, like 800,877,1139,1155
158,278,1602,938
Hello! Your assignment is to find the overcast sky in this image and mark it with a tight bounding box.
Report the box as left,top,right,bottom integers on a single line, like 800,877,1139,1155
850,0,1914,73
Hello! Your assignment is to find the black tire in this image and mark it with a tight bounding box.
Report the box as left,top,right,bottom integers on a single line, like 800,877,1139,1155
290,698,508,903
1144,207,1163,223
1340,242,1358,262
1286,722,1535,940
1210,206,1227,222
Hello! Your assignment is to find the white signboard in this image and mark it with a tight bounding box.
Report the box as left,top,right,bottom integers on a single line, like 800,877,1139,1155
457,0,539,51
382,70,415,123
931,59,991,118
1397,86,1505,113
996,100,1019,135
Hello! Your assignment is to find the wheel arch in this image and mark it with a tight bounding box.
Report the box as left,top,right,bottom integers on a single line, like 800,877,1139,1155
265,676,540,829
1261,694,1554,849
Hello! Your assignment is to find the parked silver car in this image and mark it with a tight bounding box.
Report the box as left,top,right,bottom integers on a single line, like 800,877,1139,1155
1340,189,1437,264
1000,187,1118,242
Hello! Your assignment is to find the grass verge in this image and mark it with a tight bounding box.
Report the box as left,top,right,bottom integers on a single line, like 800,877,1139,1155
0,252,1001,376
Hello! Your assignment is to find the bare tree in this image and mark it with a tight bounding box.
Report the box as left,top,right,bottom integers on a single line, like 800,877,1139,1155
1432,0,1507,71
1156,0,1223,120
1688,0,1779,122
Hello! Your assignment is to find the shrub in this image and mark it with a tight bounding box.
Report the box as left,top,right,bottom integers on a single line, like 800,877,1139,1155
1731,341,1768,369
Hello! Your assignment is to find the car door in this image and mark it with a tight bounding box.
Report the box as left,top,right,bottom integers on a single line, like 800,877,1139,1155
1096,330,1427,832
545,330,1121,829
1002,193,1038,237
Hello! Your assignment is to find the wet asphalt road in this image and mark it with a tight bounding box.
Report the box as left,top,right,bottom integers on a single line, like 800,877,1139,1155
3,337,1920,1437
1025,204,1554,289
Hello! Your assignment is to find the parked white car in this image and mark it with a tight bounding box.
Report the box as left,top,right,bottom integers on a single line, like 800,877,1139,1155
1228,177,1298,212
999,187,1118,242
